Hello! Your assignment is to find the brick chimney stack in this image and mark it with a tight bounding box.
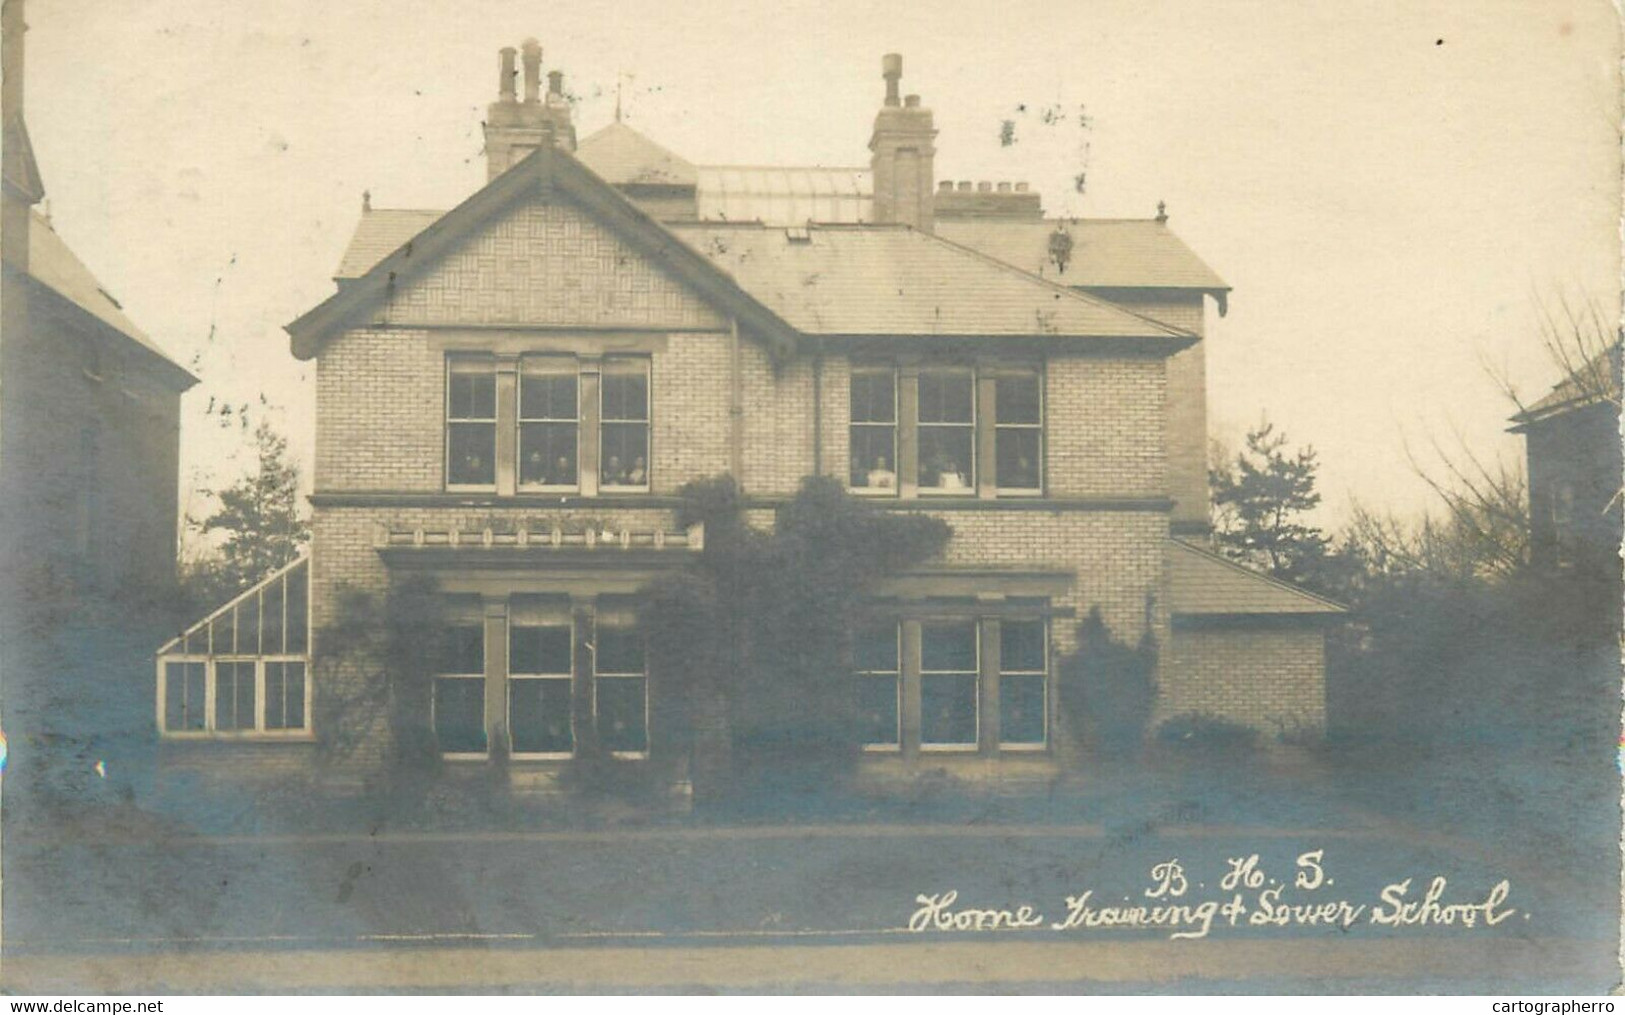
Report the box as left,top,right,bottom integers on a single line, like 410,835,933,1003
869,53,936,232
483,39,575,181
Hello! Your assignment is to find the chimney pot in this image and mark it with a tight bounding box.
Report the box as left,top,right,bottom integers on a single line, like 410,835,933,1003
521,38,542,103
1014,182,1029,192
977,181,992,193
882,53,902,106
957,181,972,192
548,70,563,97
938,180,953,192
904,93,920,108
996,181,1011,193
498,47,518,102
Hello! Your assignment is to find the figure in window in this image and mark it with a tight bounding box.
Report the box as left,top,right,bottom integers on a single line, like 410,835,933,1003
934,455,968,491
604,455,626,485
865,454,896,490
627,456,647,486
548,454,575,486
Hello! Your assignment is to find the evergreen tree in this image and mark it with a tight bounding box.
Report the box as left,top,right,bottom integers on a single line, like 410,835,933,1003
1209,422,1337,590
183,420,309,607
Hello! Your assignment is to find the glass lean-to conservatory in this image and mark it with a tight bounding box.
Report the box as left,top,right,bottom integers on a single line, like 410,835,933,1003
155,557,311,739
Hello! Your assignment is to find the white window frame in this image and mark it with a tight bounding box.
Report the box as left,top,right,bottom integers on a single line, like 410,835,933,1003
516,356,582,494
858,622,902,752
445,356,499,492
916,368,977,497
434,624,489,761
994,370,1045,497
591,617,650,759
998,618,1049,750
919,620,980,751
848,366,900,498
599,357,651,494
156,558,314,740
507,622,576,761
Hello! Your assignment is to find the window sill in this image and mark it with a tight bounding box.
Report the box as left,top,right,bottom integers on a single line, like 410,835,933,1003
517,485,581,495
511,752,575,762
920,743,980,753
999,742,1049,753
861,743,902,753
994,488,1044,498
441,752,491,762
918,489,976,498
445,484,498,495
599,485,651,496
848,487,898,498
608,750,650,760
159,731,317,743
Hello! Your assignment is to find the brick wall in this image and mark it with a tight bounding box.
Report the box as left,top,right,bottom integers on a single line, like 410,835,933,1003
1161,626,1326,735
1045,356,1166,499
375,197,724,330
315,327,442,491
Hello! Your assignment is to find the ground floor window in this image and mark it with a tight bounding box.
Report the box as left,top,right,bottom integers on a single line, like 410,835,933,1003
998,619,1048,748
593,621,648,756
509,623,573,757
434,624,487,756
920,621,979,749
853,614,1050,754
856,623,901,749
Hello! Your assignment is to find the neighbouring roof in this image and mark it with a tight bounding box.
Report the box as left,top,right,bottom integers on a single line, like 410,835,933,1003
1166,538,1344,617
935,218,1229,291
1509,343,1622,430
26,211,196,382
576,122,698,188
695,165,872,225
666,222,1195,341
2,115,44,205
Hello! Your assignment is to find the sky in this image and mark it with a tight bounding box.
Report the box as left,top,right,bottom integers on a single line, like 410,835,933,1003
17,0,1622,546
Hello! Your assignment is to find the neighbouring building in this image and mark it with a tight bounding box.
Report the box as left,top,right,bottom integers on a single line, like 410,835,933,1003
155,44,1339,797
1510,343,1622,582
2,0,198,803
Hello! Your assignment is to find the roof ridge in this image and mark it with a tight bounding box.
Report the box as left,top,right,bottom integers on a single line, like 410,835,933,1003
922,227,1196,340
1169,537,1347,612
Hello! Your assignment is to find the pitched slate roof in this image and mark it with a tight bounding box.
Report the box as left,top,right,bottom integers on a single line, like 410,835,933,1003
1509,343,1621,430
27,211,196,382
1166,538,1344,616
576,122,698,187
290,143,799,360
935,218,1228,291
665,222,1193,341
333,209,442,279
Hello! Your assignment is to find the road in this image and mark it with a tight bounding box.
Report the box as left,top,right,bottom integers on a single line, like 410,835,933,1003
1,817,1616,992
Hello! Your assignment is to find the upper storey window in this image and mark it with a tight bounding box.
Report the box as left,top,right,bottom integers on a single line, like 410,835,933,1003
918,370,976,494
847,363,1043,498
447,358,498,488
600,359,650,491
849,368,898,493
442,354,652,496
994,373,1042,494
519,358,579,490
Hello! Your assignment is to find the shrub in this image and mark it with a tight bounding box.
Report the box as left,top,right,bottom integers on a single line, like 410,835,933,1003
1155,713,1262,757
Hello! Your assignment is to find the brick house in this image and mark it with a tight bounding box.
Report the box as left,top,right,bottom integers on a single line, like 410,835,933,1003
1509,343,1622,580
155,45,1339,794
3,0,197,799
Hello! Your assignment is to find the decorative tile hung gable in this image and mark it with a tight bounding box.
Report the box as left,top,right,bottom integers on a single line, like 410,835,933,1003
288,143,798,360
381,197,723,331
